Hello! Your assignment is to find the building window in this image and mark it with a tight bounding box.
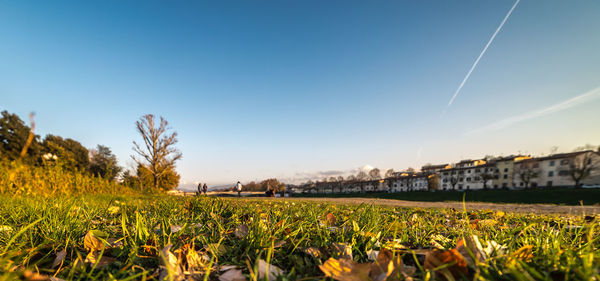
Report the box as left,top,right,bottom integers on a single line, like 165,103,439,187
443,172,449,175
503,174,508,179
468,170,472,173
475,169,480,173
558,170,569,176
550,160,555,166
548,171,554,177
502,183,507,188
547,181,553,187
466,177,471,182
504,168,508,172
533,163,539,168
561,159,569,165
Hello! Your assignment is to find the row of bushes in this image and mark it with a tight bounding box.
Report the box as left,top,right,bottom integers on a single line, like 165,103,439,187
0,161,137,196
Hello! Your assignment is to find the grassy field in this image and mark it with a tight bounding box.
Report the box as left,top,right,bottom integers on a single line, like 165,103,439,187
293,188,600,206
0,194,598,281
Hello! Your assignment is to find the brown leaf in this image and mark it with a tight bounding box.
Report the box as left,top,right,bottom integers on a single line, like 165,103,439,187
332,243,353,260
220,268,246,281
51,249,67,269
319,258,371,281
370,249,412,281
85,251,115,268
325,212,337,225
424,249,468,281
257,259,285,280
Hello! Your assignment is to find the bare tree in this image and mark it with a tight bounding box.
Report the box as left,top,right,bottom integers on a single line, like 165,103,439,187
356,171,368,181
369,168,381,180
569,151,599,188
384,169,395,178
477,166,498,189
515,161,538,188
450,174,459,190
337,175,344,182
132,114,182,190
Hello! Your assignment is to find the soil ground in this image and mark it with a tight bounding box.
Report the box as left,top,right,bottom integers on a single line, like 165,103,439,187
271,197,599,216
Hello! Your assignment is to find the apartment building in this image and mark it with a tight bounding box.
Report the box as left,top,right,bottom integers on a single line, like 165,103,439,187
300,150,599,194
492,155,531,188
513,151,600,188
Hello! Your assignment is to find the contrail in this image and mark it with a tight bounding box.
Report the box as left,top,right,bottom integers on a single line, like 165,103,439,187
447,0,520,107
464,86,600,135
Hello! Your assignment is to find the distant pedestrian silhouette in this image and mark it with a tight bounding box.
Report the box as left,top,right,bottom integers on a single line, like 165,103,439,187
202,183,208,195
235,181,243,197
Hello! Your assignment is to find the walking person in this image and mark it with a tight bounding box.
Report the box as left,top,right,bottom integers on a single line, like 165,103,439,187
197,182,202,196
235,181,243,197
202,183,208,195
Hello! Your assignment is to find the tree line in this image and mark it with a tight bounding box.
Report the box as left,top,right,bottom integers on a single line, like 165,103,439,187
0,111,182,192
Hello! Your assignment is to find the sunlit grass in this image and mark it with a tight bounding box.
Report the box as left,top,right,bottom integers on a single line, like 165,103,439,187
0,195,598,280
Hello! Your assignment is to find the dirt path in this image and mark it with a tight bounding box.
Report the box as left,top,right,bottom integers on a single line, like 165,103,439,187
275,197,599,216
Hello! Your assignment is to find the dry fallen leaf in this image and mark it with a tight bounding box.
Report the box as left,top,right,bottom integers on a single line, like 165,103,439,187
84,230,109,251
205,243,227,256
273,240,286,248
319,258,371,281
455,235,486,266
22,270,49,281
234,224,249,238
220,268,246,281
332,243,353,260
51,249,67,269
257,259,285,280
85,251,115,268
325,212,337,225
370,248,413,281
304,247,323,259
511,245,534,262
170,225,183,233
160,244,183,275
424,248,468,281
366,249,379,261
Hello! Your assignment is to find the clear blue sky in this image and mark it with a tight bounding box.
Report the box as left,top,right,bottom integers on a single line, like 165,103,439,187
2,0,599,187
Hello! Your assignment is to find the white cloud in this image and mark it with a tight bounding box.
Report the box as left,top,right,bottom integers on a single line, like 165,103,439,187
465,86,600,135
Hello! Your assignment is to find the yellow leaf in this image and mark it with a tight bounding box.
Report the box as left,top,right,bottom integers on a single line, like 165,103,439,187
83,230,109,251
319,258,371,281
511,245,534,262
304,247,323,259
107,206,120,215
